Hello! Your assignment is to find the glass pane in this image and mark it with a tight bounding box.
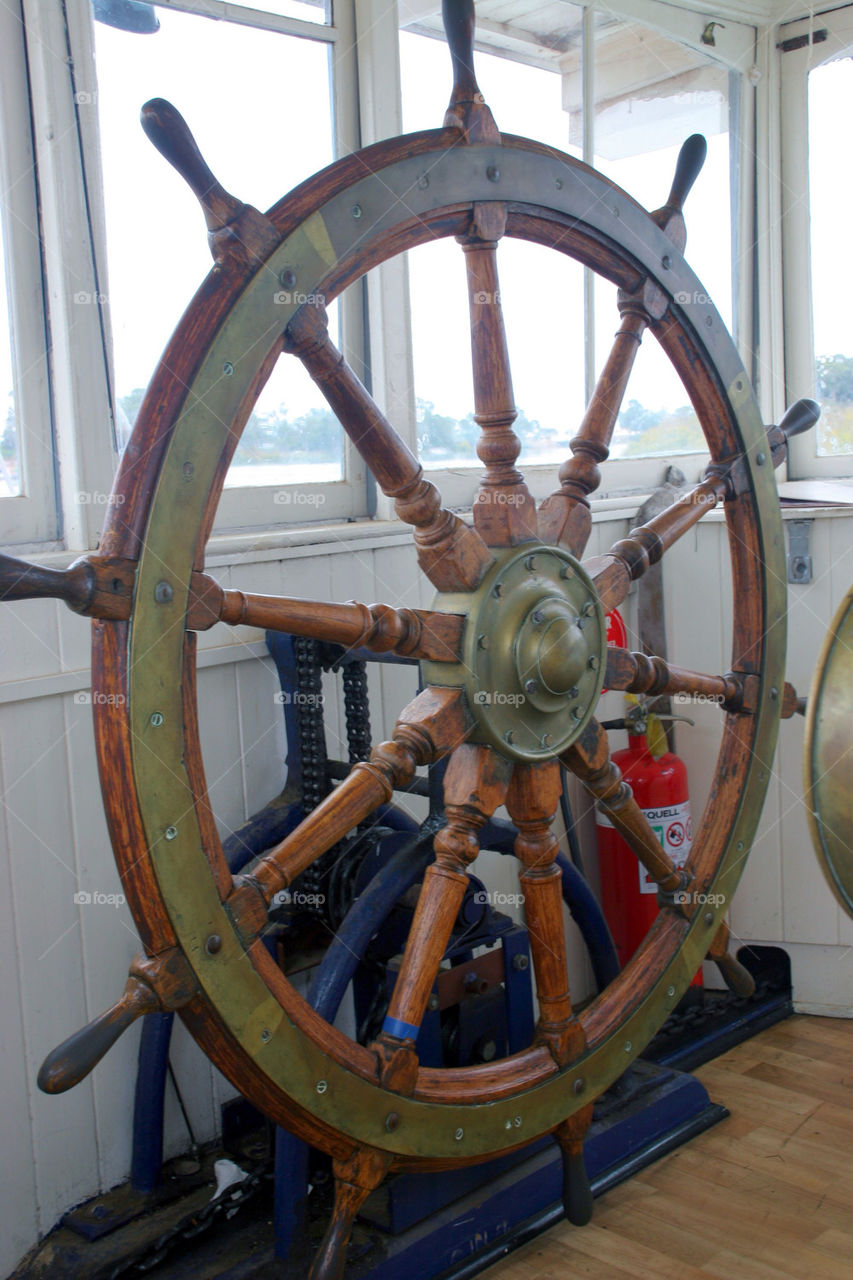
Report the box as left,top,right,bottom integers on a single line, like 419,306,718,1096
0,212,20,497
589,18,733,459
810,58,853,456
400,26,585,467
94,5,343,485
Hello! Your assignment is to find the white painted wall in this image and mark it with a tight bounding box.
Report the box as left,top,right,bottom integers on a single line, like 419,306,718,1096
0,506,850,1275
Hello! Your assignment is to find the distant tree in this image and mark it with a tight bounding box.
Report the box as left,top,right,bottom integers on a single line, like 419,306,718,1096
817,354,853,404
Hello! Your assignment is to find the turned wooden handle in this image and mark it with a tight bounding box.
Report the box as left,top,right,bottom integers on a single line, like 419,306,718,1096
561,1144,594,1226
665,134,707,212
0,552,93,610
712,949,755,998
778,397,821,440
37,975,159,1094
140,98,242,231
442,0,478,100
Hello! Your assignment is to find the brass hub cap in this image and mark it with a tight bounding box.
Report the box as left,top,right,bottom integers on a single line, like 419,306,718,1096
428,545,607,762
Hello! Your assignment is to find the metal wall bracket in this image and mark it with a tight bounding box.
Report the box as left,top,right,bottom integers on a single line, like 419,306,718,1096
787,519,813,584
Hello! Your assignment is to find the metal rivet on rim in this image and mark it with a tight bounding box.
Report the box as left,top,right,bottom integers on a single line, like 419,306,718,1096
454,1127,464,1141
541,733,553,748
571,707,583,721
154,580,173,604
588,656,599,670
504,730,516,745
261,1028,271,1043
555,177,563,189
769,686,778,700
418,175,429,189
165,826,178,841
385,1112,400,1132
559,564,574,579
756,450,767,466
667,985,676,998
573,1078,585,1095
737,841,744,851
662,254,672,269
525,680,538,694
705,315,713,327
223,361,234,376
478,634,490,650
486,165,500,182
279,267,297,289
513,1115,522,1127
150,712,164,728
205,934,222,955
582,601,595,616
182,461,194,481
531,609,544,624
352,204,362,219
704,911,714,927
316,1080,328,1094
525,554,537,570
624,1040,632,1053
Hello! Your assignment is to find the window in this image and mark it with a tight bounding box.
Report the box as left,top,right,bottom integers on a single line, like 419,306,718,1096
0,0,56,544
91,0,364,527
397,4,753,505
781,6,853,478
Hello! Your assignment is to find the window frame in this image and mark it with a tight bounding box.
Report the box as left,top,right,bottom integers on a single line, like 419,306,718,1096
779,4,853,480
384,0,758,513
0,0,58,546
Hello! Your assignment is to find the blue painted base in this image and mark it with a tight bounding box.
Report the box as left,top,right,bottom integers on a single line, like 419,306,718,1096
345,1061,725,1280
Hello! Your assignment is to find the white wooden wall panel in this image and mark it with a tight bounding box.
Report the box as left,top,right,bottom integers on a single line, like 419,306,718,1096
3,512,853,1276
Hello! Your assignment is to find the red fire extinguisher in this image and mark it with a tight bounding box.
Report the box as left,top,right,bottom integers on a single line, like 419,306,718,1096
596,699,700,983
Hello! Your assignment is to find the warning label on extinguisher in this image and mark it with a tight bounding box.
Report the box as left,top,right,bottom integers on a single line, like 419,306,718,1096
638,800,693,894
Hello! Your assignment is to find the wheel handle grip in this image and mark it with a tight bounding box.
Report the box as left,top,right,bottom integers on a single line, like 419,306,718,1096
665,133,708,212
140,98,242,232
442,0,479,100
779,397,821,440
767,397,821,464
712,950,756,998
560,1142,594,1226
37,975,159,1094
0,552,93,610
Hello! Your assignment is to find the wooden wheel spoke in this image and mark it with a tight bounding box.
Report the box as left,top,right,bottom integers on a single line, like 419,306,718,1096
506,762,585,1068
539,135,709,559
539,307,649,557
585,399,822,616
604,648,751,713
243,688,473,911
562,720,686,895
283,303,493,592
371,743,512,1093
459,210,537,547
187,573,463,662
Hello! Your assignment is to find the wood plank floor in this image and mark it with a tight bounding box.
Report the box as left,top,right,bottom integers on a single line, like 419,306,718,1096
482,1016,853,1280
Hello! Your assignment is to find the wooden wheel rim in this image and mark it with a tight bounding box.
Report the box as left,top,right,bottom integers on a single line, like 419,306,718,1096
94,130,786,1164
